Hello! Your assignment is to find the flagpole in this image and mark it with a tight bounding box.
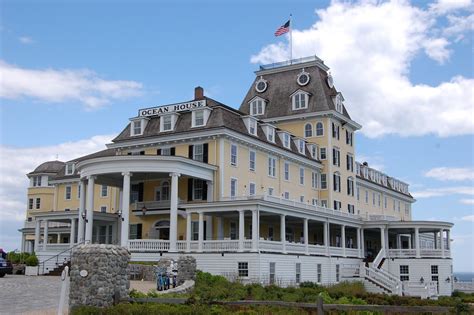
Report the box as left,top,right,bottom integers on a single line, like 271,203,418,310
289,14,293,63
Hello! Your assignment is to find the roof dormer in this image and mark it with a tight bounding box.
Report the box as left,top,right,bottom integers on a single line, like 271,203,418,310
261,123,276,143
242,116,259,137
130,117,149,136
294,137,306,155
248,96,267,116
191,107,212,128
65,162,75,176
290,89,310,110
333,92,344,114
277,131,292,149
159,112,179,132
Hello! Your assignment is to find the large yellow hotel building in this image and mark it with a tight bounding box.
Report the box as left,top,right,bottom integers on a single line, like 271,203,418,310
20,56,453,298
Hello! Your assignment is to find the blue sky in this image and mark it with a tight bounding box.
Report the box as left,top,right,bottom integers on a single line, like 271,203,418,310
1,0,473,271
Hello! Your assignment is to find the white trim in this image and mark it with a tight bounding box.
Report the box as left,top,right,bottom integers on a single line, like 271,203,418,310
357,178,415,203
262,110,362,130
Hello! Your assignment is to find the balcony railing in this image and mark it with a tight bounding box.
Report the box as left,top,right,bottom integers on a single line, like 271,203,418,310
23,221,70,229
388,248,450,258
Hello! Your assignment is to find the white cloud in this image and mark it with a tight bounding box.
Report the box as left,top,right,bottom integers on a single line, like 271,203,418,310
443,13,474,41
0,60,143,109
425,167,474,181
461,214,474,221
0,134,115,223
460,199,474,205
18,36,34,44
430,0,473,14
251,1,474,138
412,186,474,198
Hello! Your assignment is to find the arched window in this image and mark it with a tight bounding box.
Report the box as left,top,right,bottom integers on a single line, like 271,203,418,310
304,123,313,137
150,220,170,240
316,122,324,136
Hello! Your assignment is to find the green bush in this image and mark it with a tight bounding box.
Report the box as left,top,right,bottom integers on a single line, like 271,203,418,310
6,251,30,264
25,255,39,267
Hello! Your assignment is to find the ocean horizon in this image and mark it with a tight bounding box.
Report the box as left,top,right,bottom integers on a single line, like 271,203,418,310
454,272,474,282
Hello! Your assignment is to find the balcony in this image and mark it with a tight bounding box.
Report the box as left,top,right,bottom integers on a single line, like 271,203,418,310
23,220,70,229
388,248,450,258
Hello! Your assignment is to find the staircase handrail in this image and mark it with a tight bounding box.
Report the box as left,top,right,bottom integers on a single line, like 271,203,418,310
39,241,85,275
372,248,385,268
361,263,402,295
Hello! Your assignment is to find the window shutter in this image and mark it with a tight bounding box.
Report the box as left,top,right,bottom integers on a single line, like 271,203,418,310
188,178,193,201
203,143,209,163
188,145,194,159
137,224,142,239
170,147,176,156
202,180,208,201
138,182,144,202
333,174,337,191
157,149,162,155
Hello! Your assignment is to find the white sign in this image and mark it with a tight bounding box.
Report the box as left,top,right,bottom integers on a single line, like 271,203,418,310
139,100,207,117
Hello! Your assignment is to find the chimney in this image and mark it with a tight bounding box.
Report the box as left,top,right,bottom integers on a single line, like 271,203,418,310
194,86,204,100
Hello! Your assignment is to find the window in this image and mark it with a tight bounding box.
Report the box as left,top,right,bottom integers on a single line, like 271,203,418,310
133,120,142,135
372,192,376,205
332,122,340,140
35,198,41,209
159,147,175,156
299,195,304,203
162,115,172,131
400,265,409,281
193,110,204,127
268,187,274,196
310,145,318,159
250,98,264,115
317,264,322,283
321,200,328,208
283,133,291,148
384,196,388,209
311,172,318,189
269,262,276,284
32,175,42,187
284,162,290,180
405,203,410,215
194,144,204,162
320,147,327,160
296,263,301,284
230,178,237,198
431,265,438,275
249,182,256,196
230,222,237,239
249,150,256,171
333,172,341,192
393,198,396,211
347,177,354,196
28,198,33,210
100,206,107,213
397,200,401,212
312,198,318,206
332,147,340,167
298,140,305,154
365,190,369,203
238,262,249,277
249,119,257,136
284,192,290,200
299,167,305,185
292,92,308,110
346,154,354,172
268,156,276,177
346,130,353,146
230,144,238,166
193,179,204,200
161,182,170,200
378,194,381,207
65,163,75,176
316,122,324,136
128,150,145,156
357,187,360,200
348,204,355,214
333,200,341,210
191,221,199,240
335,94,343,113
304,123,313,137
320,174,327,189
266,127,275,142
101,185,108,197
336,264,340,282
65,186,72,200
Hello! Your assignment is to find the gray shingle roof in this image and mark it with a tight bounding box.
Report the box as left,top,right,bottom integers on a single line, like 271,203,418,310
239,62,351,120
28,161,65,175
52,149,116,180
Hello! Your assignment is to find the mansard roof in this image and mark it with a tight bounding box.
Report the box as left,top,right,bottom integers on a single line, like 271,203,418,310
52,149,116,180
28,160,65,175
239,58,352,121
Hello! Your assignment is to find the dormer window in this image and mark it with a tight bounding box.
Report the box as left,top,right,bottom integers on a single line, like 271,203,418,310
130,118,148,136
262,124,276,142
160,113,178,132
249,97,266,116
334,93,344,114
282,133,291,149
291,90,309,110
296,139,305,154
65,163,75,175
242,116,258,136
191,107,212,128
308,144,318,159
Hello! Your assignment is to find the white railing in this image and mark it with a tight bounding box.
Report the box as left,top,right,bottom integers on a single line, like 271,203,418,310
285,242,306,254
403,281,438,299
365,215,399,221
362,263,402,295
260,240,283,252
388,249,416,257
23,221,71,229
420,249,448,257
40,244,72,252
134,199,184,211
128,239,170,252
342,264,360,278
176,241,187,251
346,248,360,257
308,244,326,255
243,240,253,250
373,248,385,268
329,247,344,256
202,240,240,252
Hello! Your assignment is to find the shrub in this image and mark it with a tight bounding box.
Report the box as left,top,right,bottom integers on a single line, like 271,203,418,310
25,255,39,267
325,281,366,299
6,251,30,264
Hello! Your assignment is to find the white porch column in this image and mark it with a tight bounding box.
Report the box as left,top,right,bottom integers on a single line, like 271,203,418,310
360,228,365,258
70,218,76,247
78,180,86,243
57,233,61,244
408,235,412,249
414,227,420,258
105,225,110,244
217,217,224,240
396,234,402,249
34,219,41,252
356,227,361,258
206,180,214,201
205,216,213,240
380,227,386,253
198,212,204,252
446,229,450,250
252,210,258,252
238,210,245,252
186,212,192,252
111,222,117,245
169,172,180,252
324,220,329,255
281,214,286,254
304,218,309,255
85,175,95,243
440,229,445,258
433,232,438,249
120,172,131,247
43,220,49,250
341,225,346,257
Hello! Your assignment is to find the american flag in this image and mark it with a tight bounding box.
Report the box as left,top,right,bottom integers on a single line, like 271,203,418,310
274,20,290,36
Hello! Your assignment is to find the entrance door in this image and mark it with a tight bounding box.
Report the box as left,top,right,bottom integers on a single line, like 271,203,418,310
154,220,170,240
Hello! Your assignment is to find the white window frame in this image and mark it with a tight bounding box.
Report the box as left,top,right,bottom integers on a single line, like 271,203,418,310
311,172,318,189
230,143,238,166
299,167,305,185
194,143,204,162
304,123,313,137
249,182,256,196
160,114,177,132
238,262,249,278
320,173,327,190
35,197,41,209
268,187,274,196
320,147,327,160
315,122,324,136
268,156,276,177
249,150,256,171
65,185,72,200
284,191,290,200
284,161,290,181
333,172,341,192
101,185,108,197
249,97,265,116
283,133,291,149
230,178,238,198
100,206,107,213
249,119,257,136
65,163,75,176
291,91,309,110
193,179,204,200
192,110,205,127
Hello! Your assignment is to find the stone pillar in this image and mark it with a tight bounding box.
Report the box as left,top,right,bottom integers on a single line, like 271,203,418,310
169,172,180,252
34,219,41,252
440,229,445,258
70,218,76,247
280,214,286,254
186,212,192,252
238,210,245,252
304,218,309,255
415,227,420,258
252,210,258,252
341,225,346,257
120,172,131,247
360,228,365,258
198,212,204,252
78,180,86,243
217,217,224,240
85,176,95,243
43,220,49,250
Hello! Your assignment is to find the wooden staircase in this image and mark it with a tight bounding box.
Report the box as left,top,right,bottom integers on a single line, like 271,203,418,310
44,260,70,276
